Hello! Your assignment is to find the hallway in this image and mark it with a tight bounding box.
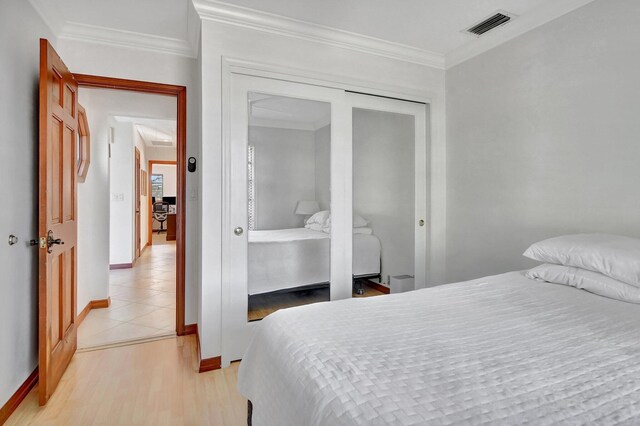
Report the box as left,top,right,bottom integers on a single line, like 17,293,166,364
78,236,177,349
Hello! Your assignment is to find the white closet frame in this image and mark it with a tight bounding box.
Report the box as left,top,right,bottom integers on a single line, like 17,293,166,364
220,57,439,367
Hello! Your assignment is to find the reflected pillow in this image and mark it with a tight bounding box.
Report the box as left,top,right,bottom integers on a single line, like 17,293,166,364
322,214,368,232
353,227,373,235
353,214,368,228
526,263,640,304
305,223,324,232
523,234,640,288
305,210,331,227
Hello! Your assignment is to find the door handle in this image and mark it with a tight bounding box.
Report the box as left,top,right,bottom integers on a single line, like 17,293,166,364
46,230,65,253
234,227,244,236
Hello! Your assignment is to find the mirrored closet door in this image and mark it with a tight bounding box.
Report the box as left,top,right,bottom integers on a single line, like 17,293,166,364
223,74,350,363
348,93,428,294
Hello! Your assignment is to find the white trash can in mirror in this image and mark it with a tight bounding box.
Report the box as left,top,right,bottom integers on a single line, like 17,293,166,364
390,275,415,294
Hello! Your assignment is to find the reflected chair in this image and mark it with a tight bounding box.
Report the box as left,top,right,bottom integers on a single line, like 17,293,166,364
153,201,169,234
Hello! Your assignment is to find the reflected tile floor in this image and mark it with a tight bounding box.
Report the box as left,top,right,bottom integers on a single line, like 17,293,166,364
78,235,176,349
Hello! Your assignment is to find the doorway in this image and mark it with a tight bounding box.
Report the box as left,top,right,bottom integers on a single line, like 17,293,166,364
73,75,187,350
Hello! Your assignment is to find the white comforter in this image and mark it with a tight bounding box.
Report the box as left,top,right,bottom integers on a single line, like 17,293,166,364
248,228,381,295
238,271,640,425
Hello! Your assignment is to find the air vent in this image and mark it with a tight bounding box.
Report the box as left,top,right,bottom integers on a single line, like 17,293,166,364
467,12,512,36
151,140,173,147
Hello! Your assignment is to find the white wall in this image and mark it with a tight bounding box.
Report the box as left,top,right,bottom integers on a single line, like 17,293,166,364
0,0,55,409
314,125,331,212
146,146,178,162
56,39,201,326
109,121,135,265
445,0,640,283
249,126,316,229
76,88,111,312
353,109,415,284
199,19,446,360
152,164,178,198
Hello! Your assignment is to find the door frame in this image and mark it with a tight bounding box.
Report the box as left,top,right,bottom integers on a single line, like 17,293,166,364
74,74,188,335
148,160,178,246
134,147,141,260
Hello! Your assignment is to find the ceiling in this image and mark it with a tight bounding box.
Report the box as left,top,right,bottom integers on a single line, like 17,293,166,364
249,93,330,130
215,0,551,54
80,87,177,148
30,0,595,67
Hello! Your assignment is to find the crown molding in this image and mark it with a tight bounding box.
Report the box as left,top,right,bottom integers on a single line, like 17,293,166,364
445,0,596,68
193,0,445,70
59,22,197,58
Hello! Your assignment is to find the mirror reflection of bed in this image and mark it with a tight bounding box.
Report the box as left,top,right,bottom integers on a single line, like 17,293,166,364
247,93,415,321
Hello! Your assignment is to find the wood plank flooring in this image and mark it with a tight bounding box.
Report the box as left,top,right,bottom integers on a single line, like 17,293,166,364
7,336,247,425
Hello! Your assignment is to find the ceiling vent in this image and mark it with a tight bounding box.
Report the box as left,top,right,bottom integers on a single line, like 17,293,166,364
151,140,173,147
466,12,513,36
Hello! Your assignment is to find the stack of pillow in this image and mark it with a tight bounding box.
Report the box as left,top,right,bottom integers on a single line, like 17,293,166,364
524,234,640,304
304,210,373,235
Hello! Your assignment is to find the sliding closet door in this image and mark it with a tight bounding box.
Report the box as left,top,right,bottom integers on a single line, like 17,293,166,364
223,74,350,364
348,93,428,290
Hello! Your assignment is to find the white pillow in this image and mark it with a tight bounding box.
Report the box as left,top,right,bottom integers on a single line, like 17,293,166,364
305,210,330,227
353,227,373,235
353,214,368,228
523,234,640,288
305,223,324,232
526,263,640,304
322,214,368,232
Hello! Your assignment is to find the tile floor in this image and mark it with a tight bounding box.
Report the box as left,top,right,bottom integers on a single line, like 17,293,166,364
78,234,177,349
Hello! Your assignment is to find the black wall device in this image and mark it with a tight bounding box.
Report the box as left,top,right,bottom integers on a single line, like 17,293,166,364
188,157,197,173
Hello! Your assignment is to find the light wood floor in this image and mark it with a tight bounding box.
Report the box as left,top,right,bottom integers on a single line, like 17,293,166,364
8,336,247,425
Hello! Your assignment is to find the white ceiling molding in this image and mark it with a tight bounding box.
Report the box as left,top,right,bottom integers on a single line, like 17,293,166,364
446,0,597,68
28,0,198,58
193,0,446,70
59,22,196,58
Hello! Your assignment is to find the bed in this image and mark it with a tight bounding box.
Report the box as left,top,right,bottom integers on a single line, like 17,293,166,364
238,270,640,425
248,228,381,295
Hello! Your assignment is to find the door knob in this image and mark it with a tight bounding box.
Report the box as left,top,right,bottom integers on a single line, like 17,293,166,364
46,230,65,253
234,227,244,236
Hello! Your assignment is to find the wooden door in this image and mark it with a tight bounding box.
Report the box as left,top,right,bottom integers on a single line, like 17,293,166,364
38,39,79,405
135,147,141,259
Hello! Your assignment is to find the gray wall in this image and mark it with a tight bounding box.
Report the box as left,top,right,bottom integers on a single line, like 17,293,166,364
446,0,640,283
353,109,415,283
249,126,317,230
314,124,331,211
0,0,55,408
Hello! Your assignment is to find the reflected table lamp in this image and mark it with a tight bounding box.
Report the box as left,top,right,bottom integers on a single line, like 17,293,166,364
295,200,320,223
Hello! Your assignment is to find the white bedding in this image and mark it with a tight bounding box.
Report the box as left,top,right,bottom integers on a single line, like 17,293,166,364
238,271,640,425
248,228,381,295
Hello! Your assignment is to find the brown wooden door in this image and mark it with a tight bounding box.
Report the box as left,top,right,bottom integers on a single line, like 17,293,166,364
38,39,79,405
135,147,141,258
